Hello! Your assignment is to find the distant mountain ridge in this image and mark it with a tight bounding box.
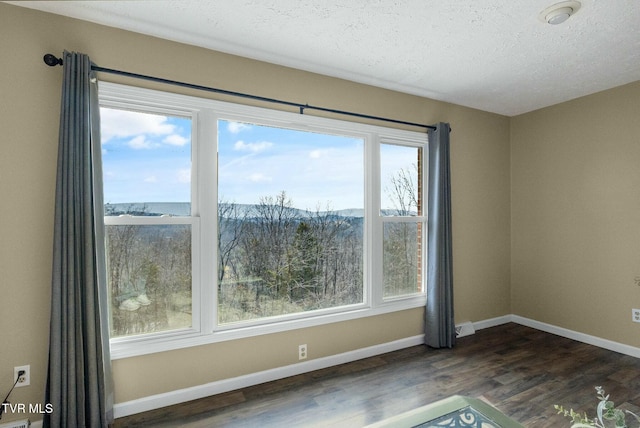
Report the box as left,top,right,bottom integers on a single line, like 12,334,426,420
105,202,192,217
104,202,379,218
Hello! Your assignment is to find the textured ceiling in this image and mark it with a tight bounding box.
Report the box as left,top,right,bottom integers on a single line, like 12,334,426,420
10,0,640,116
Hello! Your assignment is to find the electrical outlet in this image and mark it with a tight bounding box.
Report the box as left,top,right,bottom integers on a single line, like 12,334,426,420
298,344,307,360
14,365,30,387
633,309,640,323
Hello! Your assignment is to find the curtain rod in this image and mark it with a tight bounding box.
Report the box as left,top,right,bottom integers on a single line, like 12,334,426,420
43,53,436,131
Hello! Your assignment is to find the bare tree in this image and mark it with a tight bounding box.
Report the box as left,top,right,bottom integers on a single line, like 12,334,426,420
106,223,192,336
383,163,420,295
218,191,365,321
385,164,418,215
217,199,247,283
240,192,284,296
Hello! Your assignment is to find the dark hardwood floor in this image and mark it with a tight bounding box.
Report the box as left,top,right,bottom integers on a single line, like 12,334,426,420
113,323,640,427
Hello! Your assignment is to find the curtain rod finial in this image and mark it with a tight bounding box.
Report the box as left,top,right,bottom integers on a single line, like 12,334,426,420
43,53,63,67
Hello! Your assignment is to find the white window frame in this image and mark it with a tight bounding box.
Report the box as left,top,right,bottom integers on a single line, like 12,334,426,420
377,140,427,300
99,82,427,359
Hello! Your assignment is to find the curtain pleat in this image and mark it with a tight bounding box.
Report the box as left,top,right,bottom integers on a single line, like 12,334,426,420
425,122,455,349
44,51,113,428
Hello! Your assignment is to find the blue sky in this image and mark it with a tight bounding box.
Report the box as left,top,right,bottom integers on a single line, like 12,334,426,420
101,107,192,204
217,119,364,211
101,108,417,212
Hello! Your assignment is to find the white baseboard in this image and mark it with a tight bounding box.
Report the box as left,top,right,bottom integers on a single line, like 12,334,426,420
470,315,512,331
511,315,640,359
114,314,640,419
470,314,640,358
114,334,425,418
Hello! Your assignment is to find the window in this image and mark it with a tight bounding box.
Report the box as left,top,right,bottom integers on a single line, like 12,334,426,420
380,143,425,298
101,107,196,339
99,83,427,358
217,120,365,324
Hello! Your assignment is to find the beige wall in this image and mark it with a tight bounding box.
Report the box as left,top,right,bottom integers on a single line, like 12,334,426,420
511,81,640,347
0,3,511,420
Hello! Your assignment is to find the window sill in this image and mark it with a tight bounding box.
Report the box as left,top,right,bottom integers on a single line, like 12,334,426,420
110,295,426,359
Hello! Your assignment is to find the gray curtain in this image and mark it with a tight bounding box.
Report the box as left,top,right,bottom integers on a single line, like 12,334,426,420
44,51,113,427
425,122,455,349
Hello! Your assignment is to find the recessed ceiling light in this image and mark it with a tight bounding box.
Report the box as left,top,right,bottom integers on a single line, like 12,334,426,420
538,1,581,25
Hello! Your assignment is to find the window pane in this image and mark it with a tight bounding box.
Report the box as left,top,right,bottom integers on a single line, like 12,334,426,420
101,107,192,216
383,222,422,297
106,224,192,337
217,120,364,324
380,144,421,216
101,106,194,338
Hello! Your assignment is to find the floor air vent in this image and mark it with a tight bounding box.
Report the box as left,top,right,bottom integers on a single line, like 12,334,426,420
455,321,476,338
0,419,30,428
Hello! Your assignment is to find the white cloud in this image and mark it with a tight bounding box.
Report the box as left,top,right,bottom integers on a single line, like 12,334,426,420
100,108,176,143
144,176,157,183
227,122,251,134
234,140,273,153
309,149,328,159
246,172,272,183
128,135,153,149
163,134,189,146
176,168,191,183
219,142,365,210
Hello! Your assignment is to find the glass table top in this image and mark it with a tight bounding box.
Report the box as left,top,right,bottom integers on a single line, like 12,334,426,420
416,405,502,427
366,396,524,428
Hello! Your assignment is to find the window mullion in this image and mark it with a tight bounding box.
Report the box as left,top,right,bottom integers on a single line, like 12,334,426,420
198,109,218,334
369,134,383,307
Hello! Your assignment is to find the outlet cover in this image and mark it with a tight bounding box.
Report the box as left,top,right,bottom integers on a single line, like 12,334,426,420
298,344,307,360
14,364,30,387
633,309,640,323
